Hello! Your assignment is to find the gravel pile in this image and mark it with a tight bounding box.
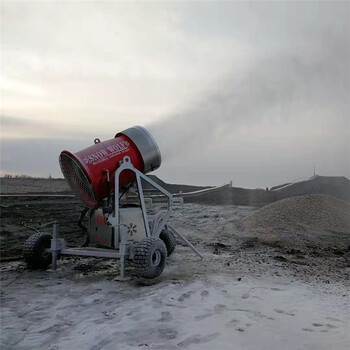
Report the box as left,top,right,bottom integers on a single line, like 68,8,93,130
238,194,350,234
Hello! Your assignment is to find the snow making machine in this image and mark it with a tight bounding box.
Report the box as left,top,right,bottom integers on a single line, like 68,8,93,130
23,126,203,279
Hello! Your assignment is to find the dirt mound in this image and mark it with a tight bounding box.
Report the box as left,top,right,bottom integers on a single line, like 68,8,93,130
229,194,350,254
211,195,350,267
271,176,350,201
238,194,350,234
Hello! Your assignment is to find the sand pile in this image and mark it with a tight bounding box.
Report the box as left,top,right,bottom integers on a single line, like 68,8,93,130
238,194,350,234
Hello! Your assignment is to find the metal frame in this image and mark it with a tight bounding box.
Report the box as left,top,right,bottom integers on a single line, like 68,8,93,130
107,156,173,247
49,156,203,280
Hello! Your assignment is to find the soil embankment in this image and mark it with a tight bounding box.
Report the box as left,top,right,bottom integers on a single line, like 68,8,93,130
183,185,284,207
271,175,350,201
182,176,350,206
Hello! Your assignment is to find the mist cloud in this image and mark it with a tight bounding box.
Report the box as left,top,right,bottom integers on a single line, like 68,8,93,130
148,28,349,161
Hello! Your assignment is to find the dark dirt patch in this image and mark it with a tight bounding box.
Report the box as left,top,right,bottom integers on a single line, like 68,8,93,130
0,197,86,261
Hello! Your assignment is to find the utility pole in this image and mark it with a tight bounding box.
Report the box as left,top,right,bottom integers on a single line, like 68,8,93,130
313,165,315,177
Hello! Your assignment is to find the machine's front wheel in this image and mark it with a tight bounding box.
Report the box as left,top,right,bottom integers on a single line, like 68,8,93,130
132,237,167,279
23,233,52,269
159,228,176,256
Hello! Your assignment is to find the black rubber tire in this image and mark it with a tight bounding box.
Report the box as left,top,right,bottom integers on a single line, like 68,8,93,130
132,237,167,279
23,233,52,269
159,229,176,256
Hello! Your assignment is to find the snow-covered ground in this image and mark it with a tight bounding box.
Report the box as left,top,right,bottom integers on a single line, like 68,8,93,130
1,203,349,349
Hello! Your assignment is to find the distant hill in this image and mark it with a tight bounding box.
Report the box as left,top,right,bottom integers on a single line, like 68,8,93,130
271,176,350,201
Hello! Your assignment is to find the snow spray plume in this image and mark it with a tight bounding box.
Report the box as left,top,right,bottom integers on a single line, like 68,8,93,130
147,30,349,162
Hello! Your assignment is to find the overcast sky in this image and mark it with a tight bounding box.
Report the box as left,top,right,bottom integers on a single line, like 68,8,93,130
1,1,349,188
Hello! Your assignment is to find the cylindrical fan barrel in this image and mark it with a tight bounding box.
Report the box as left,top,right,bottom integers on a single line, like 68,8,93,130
59,126,161,208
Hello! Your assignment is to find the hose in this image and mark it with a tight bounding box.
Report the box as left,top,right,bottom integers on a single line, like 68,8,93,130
78,207,90,247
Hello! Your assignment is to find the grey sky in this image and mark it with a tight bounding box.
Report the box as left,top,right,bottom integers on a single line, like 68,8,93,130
1,1,349,187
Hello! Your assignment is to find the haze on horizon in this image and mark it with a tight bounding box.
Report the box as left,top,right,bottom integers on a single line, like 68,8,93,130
1,1,349,188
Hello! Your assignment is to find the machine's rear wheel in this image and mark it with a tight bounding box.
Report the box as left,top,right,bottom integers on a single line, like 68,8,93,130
132,237,167,279
23,233,52,269
159,228,176,256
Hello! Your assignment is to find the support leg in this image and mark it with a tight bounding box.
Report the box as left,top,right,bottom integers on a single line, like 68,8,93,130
51,223,59,270
114,227,132,281
167,223,205,260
